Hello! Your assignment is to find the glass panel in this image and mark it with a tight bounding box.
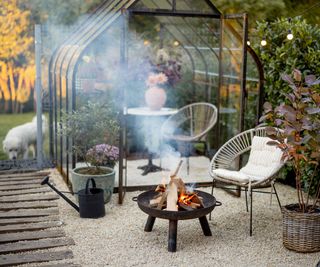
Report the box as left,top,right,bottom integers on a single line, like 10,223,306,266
219,16,261,144
126,14,221,164
75,28,121,100
128,15,220,107
72,22,122,169
133,0,171,10
224,17,261,130
42,23,75,171
176,0,218,13
219,18,243,144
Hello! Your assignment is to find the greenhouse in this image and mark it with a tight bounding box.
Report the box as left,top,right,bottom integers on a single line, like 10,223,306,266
48,0,263,203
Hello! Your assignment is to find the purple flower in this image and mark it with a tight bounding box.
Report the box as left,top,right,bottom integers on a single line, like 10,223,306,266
86,144,119,168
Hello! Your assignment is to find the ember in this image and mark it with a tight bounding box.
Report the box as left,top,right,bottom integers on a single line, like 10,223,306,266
150,160,204,211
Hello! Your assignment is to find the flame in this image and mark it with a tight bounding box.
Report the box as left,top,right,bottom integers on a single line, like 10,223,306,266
178,192,197,206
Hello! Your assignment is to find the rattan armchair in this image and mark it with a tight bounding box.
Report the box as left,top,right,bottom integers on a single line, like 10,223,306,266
161,102,218,173
209,127,285,236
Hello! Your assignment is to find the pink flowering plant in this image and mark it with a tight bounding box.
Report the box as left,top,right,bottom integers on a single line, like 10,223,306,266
86,144,119,168
146,72,168,87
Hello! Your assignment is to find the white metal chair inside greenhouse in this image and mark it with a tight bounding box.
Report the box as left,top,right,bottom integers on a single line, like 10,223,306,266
209,127,285,236
161,102,218,174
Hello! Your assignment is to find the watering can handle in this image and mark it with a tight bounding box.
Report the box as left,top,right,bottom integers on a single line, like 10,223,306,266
85,178,97,195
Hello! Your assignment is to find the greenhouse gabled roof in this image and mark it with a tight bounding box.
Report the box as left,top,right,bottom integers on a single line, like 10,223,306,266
50,0,222,95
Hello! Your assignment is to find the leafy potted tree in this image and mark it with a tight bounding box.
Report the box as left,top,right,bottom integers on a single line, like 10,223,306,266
60,101,119,203
261,69,320,252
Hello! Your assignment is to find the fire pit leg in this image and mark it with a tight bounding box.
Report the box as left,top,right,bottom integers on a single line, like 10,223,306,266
168,220,178,252
199,216,212,236
144,215,156,232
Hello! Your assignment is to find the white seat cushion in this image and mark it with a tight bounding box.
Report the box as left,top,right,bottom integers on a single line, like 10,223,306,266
212,168,250,183
212,136,283,183
240,136,283,180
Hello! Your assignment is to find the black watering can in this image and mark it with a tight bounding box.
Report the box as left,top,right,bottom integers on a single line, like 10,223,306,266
41,176,105,219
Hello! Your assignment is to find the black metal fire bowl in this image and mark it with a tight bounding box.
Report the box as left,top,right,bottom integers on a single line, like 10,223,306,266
137,190,221,252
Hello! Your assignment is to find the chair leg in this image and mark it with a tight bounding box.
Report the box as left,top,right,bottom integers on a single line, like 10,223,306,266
245,188,249,212
249,187,253,236
204,141,208,158
186,156,189,175
209,180,215,221
186,142,191,175
272,183,281,209
159,139,163,168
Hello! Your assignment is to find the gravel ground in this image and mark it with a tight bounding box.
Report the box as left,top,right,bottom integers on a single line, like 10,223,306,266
39,168,320,267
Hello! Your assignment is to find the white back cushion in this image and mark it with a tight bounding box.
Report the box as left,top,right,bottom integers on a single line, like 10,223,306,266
239,136,283,180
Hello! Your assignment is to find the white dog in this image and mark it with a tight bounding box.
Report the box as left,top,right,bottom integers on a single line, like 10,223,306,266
3,115,47,160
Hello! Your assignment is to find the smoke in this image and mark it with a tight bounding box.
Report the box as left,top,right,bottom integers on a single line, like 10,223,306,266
42,9,191,173
160,144,182,173
185,183,196,193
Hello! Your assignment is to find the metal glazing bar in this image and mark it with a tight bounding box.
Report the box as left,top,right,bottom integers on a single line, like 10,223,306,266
172,0,176,12
131,9,220,18
239,13,248,133
204,0,222,14
216,15,223,148
35,25,44,169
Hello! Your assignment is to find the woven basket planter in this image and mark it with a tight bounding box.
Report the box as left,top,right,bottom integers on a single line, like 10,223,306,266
282,204,320,252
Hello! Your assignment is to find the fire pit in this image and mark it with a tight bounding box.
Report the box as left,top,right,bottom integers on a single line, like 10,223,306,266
137,189,221,252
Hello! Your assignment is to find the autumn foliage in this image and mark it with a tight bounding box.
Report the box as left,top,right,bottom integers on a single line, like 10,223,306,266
261,69,320,213
0,0,35,113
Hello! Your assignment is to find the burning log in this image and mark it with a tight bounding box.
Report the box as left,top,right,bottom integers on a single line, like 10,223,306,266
155,184,166,193
167,181,178,211
150,194,162,206
149,160,203,211
191,194,204,208
157,191,168,209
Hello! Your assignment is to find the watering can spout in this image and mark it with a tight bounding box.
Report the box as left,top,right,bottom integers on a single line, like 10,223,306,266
41,176,80,212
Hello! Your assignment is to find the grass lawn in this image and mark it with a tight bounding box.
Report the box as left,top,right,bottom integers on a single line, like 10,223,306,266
0,112,49,160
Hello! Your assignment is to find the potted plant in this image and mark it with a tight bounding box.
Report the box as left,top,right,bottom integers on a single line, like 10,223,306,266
261,69,320,252
60,101,119,203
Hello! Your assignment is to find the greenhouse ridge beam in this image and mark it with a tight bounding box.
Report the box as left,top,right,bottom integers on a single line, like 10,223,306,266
131,9,221,18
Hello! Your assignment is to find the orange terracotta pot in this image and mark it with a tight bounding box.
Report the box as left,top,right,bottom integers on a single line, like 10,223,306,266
145,87,167,110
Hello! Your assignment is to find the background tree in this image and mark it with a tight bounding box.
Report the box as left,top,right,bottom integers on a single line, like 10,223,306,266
20,0,103,25
0,0,34,113
214,0,286,28
253,17,320,105
0,0,102,113
214,0,320,28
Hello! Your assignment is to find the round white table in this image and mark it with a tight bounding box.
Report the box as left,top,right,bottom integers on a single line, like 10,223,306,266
127,107,178,175
127,107,178,116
